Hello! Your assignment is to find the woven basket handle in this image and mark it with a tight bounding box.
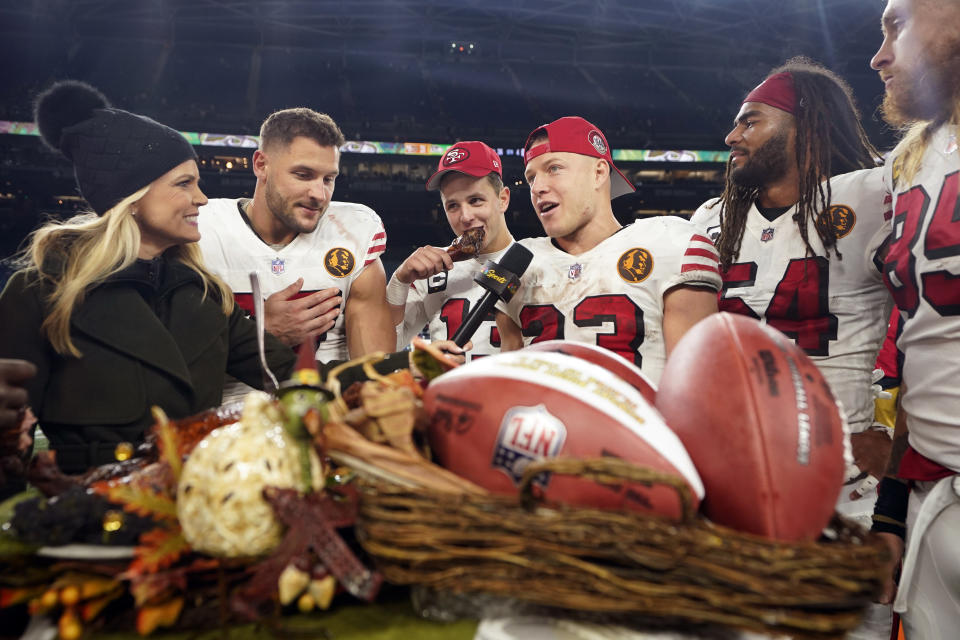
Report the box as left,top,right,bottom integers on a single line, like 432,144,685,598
518,457,698,523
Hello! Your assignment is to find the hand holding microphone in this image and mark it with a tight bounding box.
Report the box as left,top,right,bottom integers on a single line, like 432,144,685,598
451,243,534,347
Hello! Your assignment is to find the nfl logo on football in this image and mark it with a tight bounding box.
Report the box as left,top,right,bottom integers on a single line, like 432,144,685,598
271,257,285,275
491,405,567,488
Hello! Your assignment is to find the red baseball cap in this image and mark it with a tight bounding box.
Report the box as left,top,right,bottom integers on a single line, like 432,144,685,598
523,116,635,199
426,141,502,191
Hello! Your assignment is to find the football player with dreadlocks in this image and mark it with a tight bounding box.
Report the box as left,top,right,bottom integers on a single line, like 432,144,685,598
692,57,896,639
691,58,894,519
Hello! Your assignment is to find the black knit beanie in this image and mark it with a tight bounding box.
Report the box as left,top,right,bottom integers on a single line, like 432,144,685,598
34,80,198,216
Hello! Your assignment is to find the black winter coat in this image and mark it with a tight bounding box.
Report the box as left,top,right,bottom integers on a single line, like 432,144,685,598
0,257,295,473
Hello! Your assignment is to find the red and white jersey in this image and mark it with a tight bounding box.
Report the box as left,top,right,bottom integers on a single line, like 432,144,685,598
397,246,510,361
498,216,721,384
198,198,386,363
879,125,960,472
691,168,892,433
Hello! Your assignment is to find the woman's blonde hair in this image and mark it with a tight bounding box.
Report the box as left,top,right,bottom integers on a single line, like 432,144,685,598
28,188,233,357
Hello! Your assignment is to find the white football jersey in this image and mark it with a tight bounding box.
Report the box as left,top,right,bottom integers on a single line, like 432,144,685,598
499,216,721,384
397,246,510,361
880,125,960,472
198,198,386,364
691,168,892,433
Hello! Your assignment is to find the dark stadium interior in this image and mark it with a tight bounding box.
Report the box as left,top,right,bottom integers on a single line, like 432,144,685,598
1,0,897,277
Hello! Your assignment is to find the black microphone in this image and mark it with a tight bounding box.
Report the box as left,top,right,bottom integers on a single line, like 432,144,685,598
451,243,534,347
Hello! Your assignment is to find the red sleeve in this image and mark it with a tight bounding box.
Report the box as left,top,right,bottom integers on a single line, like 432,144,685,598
873,306,903,384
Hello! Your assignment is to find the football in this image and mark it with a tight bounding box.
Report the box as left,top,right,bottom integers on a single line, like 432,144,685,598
423,351,702,520
522,340,657,403
655,313,846,541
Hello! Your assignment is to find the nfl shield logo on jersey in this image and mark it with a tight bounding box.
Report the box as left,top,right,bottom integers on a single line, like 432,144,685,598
492,405,567,488
271,257,285,275
761,228,775,242
568,263,582,281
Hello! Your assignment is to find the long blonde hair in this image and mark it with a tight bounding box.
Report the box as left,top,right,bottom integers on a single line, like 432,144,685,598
890,115,960,189
28,189,233,357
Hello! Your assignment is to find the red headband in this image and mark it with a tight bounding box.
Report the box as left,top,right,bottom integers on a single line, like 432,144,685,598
744,72,797,115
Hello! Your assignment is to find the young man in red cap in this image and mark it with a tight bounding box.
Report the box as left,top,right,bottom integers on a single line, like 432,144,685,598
387,141,514,360
868,0,960,634
495,116,720,384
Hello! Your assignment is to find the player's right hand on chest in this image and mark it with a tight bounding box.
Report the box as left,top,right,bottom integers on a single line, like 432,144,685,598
264,278,342,346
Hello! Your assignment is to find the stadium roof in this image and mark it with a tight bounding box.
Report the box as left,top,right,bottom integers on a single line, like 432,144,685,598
2,0,883,69
0,1,893,148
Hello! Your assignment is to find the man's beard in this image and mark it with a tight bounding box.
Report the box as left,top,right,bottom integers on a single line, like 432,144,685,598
881,32,960,127
729,128,791,189
264,179,324,235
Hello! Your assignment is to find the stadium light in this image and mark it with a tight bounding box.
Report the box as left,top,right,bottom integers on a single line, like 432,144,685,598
449,41,477,56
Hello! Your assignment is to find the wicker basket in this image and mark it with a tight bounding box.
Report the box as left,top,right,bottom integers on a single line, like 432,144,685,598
356,457,888,639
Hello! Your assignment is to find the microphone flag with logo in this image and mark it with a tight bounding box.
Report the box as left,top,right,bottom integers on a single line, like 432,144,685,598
451,243,534,347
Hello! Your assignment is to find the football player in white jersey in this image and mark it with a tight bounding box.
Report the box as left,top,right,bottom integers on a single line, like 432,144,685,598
690,63,899,639
869,1,960,634
496,117,720,385
387,141,513,360
690,60,895,507
198,108,395,366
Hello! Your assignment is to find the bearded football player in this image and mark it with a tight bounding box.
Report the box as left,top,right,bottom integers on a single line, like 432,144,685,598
691,56,895,508
869,0,960,635
690,57,899,640
197,108,396,371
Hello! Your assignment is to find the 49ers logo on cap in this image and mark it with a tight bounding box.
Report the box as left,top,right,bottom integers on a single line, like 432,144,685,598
443,147,470,166
588,130,607,155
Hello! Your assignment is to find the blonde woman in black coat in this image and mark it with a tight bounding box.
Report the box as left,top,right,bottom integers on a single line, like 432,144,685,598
0,82,294,473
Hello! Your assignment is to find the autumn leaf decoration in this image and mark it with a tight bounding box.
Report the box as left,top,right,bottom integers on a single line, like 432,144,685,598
91,408,190,576
125,526,188,577
97,485,178,523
